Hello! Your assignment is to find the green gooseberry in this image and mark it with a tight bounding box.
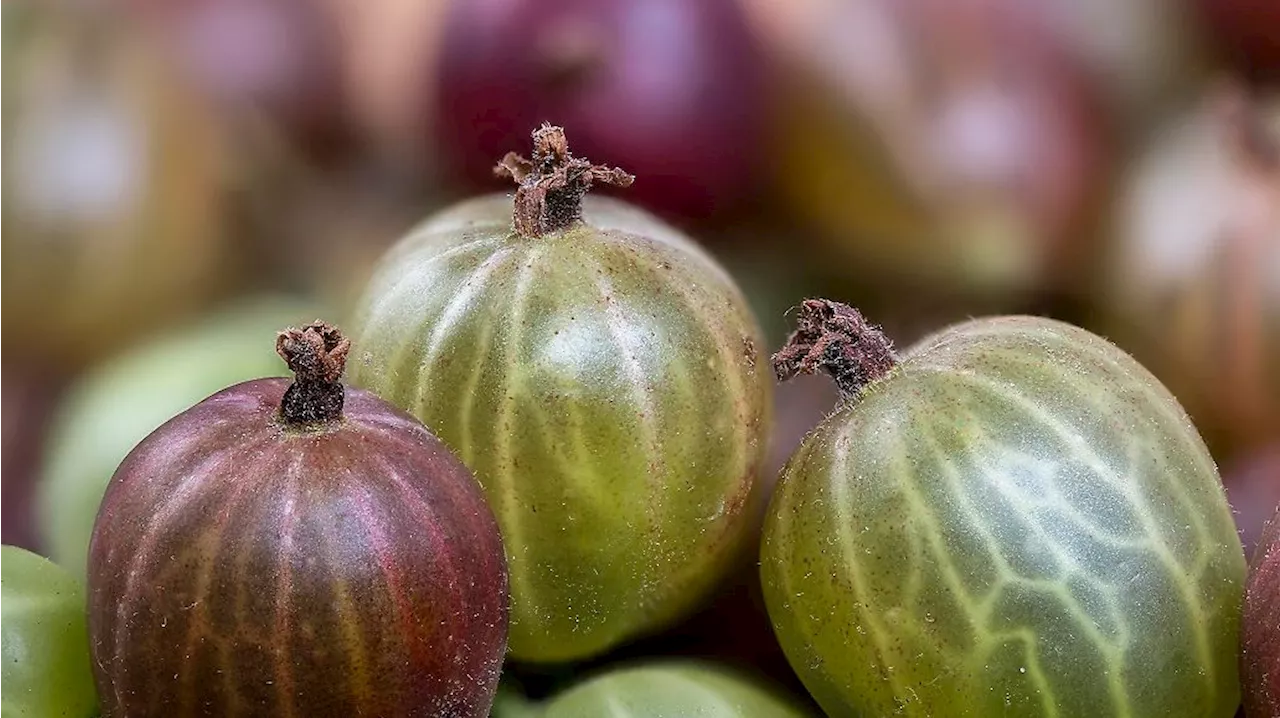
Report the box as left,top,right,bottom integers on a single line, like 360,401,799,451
348,126,772,662
761,300,1246,717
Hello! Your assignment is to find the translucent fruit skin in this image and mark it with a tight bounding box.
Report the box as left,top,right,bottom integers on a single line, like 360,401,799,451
1,545,98,717
532,662,810,717
349,194,772,662
761,316,1245,717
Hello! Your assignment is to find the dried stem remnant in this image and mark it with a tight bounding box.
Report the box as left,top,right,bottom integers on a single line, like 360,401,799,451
495,124,634,237
773,299,898,399
276,321,350,425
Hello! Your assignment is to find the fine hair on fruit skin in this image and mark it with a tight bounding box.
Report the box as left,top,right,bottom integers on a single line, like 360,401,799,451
86,322,508,717
349,126,772,663
762,299,1246,717
1242,506,1280,718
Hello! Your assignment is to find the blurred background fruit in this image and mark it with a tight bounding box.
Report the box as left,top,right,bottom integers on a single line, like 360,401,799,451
754,0,1113,301
2,0,231,372
331,0,451,164
2,372,65,552
1023,0,1207,128
432,0,767,222
745,0,1205,138
1107,85,1279,457
120,0,352,160
1,546,98,717
1195,0,1280,85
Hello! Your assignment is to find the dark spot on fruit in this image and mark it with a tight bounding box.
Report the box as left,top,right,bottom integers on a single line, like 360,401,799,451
742,337,756,369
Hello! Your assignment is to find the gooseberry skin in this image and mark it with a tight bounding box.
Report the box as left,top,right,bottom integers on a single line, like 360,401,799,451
1,546,98,717
87,378,508,717
761,316,1245,716
348,193,771,663
1243,507,1280,718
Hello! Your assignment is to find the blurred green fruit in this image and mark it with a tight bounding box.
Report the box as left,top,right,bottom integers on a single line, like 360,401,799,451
1,545,97,717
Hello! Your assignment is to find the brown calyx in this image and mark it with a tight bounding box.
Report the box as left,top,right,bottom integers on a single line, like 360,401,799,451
772,299,899,400
276,321,350,426
494,124,634,238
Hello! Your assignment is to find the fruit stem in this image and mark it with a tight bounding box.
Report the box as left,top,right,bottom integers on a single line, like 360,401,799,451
773,299,899,400
276,322,349,426
495,124,635,238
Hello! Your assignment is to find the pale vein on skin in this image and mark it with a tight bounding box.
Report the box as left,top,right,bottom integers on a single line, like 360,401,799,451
494,248,540,626
945,370,1216,694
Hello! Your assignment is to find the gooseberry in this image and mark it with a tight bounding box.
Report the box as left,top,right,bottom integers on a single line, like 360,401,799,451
1109,85,1279,455
349,126,771,662
87,323,508,716
1243,506,1280,718
762,299,1246,716
493,661,810,718
1,0,228,369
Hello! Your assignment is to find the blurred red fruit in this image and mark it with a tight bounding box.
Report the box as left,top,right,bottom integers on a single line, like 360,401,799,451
433,0,766,221
1197,0,1280,84
1,369,64,553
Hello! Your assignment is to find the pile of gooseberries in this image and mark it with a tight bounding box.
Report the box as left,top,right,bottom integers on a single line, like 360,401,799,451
4,127,1274,718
